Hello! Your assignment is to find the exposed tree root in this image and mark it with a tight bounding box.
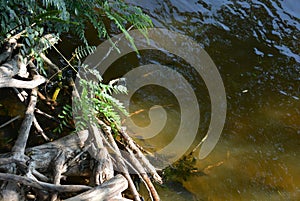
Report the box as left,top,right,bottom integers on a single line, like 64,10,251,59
0,32,162,201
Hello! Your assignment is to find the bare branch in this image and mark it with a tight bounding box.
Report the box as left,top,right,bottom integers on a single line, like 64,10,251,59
0,173,91,193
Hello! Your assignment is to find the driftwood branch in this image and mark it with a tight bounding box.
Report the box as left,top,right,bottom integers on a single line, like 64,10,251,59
11,88,37,154
87,125,114,185
0,75,46,89
64,174,128,201
39,52,60,72
98,120,141,201
0,173,91,192
13,88,28,102
0,115,161,200
51,150,67,201
33,116,50,141
0,32,162,200
98,119,162,201
120,128,162,184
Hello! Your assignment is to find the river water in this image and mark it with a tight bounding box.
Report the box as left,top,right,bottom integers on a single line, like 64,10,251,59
103,0,300,200
0,0,298,200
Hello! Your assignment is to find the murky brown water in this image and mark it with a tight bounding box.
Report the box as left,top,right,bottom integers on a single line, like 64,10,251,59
1,0,298,200
104,0,300,200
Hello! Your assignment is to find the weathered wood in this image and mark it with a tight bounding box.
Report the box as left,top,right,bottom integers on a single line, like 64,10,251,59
0,130,88,174
93,146,114,185
24,130,89,172
39,52,60,72
88,125,114,185
13,88,28,102
33,116,50,141
51,150,67,201
0,103,160,200
0,173,91,193
99,120,141,201
12,88,37,154
0,75,46,89
0,30,162,201
0,156,15,166
120,129,162,184
64,174,128,201
0,55,46,89
124,146,160,201
1,88,40,200
119,128,161,201
0,181,21,201
109,198,133,201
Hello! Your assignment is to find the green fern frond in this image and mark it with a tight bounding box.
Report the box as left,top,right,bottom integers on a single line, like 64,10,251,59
54,104,74,134
74,69,128,133
74,46,96,60
1,0,153,136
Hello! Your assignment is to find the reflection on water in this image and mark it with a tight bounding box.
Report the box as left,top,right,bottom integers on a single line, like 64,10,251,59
116,0,300,200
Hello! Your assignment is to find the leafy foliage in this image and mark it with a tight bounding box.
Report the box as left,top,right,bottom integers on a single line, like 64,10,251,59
0,0,153,46
0,0,152,76
1,0,152,137
73,46,96,60
73,67,128,134
53,104,73,134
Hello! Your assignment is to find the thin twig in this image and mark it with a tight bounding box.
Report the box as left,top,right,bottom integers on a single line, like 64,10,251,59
39,52,60,72
33,116,50,141
91,25,134,71
66,143,92,167
13,88,28,102
0,115,20,129
35,108,60,123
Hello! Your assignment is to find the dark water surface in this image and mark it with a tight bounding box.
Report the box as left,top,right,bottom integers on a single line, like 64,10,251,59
109,0,299,200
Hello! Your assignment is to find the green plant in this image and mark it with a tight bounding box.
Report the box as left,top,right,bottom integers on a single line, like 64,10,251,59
0,0,152,46
163,154,199,182
53,104,74,134
73,46,97,60
2,0,152,137
73,66,128,134
1,0,152,75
